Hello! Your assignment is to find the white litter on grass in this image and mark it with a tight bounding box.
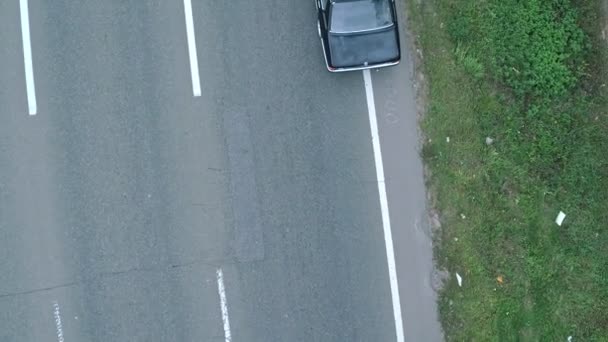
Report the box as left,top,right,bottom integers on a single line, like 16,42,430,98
567,336,573,342
446,136,450,143
556,211,566,226
456,273,463,287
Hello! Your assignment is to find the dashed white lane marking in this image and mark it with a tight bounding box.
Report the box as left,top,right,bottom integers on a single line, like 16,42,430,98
216,268,232,342
362,69,405,342
19,0,37,115
182,0,201,97
52,301,65,342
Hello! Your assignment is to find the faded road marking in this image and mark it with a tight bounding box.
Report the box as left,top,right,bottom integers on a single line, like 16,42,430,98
52,301,64,342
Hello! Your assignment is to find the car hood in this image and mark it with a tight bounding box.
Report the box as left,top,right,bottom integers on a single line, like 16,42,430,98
328,28,399,68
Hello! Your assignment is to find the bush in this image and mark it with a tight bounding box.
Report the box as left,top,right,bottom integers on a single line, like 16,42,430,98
446,0,588,100
489,0,587,99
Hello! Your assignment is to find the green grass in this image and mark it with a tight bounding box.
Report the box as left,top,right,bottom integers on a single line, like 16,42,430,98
405,0,608,340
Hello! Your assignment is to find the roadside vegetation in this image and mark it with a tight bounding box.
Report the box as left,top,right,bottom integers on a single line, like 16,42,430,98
405,0,608,339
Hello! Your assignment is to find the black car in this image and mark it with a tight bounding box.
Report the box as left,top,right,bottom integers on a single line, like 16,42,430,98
316,0,401,72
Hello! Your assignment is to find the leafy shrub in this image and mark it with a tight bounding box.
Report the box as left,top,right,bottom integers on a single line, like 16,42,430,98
489,0,587,99
444,0,587,100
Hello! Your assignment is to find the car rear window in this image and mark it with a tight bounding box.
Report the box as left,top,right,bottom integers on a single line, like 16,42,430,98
329,0,393,34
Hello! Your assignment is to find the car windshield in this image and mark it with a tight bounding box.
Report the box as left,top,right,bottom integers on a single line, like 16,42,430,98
329,0,393,34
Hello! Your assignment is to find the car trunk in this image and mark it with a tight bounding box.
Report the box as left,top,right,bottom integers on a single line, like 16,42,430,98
328,28,399,68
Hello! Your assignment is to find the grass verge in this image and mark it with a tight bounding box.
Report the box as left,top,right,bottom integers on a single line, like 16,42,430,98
405,0,608,340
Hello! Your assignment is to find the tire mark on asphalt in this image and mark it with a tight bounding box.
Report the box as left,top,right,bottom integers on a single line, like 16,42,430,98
382,87,400,124
223,108,265,263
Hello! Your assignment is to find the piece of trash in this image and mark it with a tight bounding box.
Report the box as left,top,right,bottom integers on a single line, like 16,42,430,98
496,275,504,284
567,336,572,342
454,237,459,242
555,211,566,226
460,213,466,219
485,137,494,145
446,136,450,143
456,273,463,287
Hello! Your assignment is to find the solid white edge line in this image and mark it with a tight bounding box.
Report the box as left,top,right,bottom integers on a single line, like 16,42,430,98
216,268,232,342
362,69,405,342
52,301,65,342
19,0,37,115
183,0,201,97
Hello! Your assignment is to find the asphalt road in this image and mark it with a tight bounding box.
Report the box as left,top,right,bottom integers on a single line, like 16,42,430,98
0,0,442,341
